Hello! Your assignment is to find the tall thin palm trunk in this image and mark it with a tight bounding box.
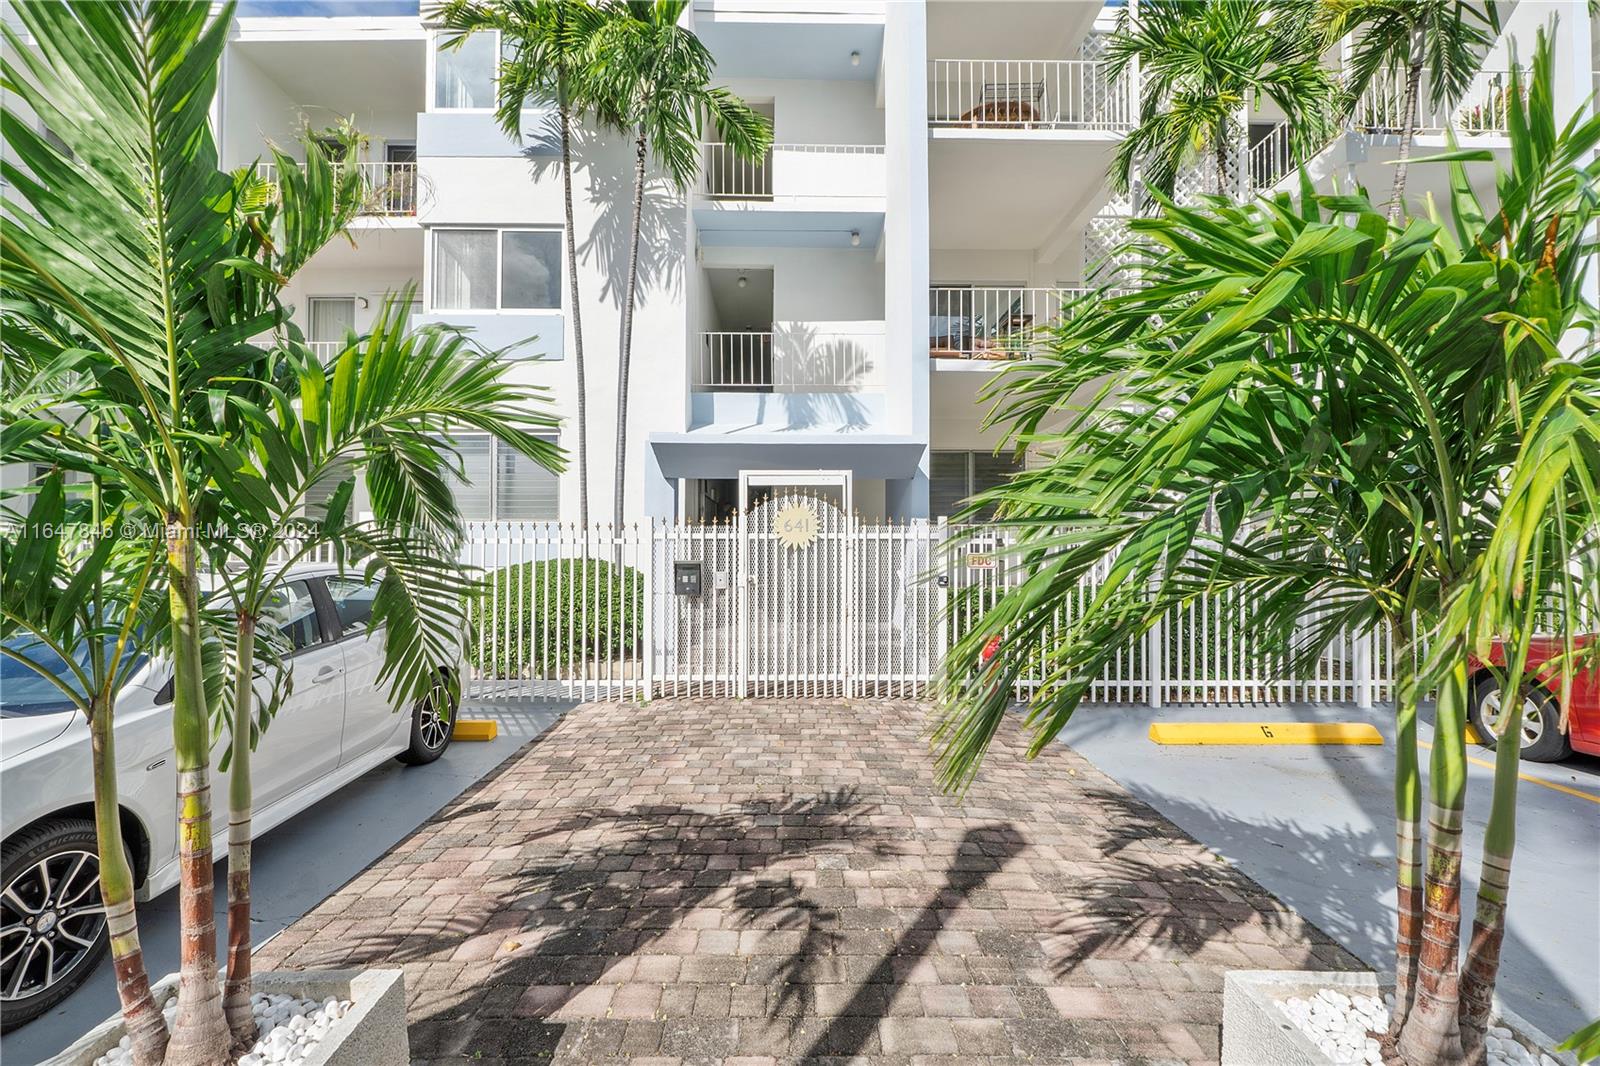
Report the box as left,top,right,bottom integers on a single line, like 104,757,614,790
560,92,589,528
223,613,258,1050
1390,628,1424,1039
163,518,230,1066
1458,681,1525,1037
90,695,168,1066
1397,654,1471,1066
1388,25,1427,226
613,128,647,532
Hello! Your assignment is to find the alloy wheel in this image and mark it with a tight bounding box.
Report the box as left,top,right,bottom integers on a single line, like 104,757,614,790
1480,689,1546,746
419,695,450,751
0,850,106,1002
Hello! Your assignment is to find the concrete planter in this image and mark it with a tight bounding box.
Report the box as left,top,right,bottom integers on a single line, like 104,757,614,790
43,969,407,1066
1221,970,1576,1066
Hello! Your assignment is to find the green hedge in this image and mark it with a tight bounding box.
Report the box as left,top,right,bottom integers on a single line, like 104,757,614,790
467,558,644,678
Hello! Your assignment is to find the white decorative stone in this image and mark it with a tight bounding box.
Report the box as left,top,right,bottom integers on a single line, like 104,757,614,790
90,991,349,1066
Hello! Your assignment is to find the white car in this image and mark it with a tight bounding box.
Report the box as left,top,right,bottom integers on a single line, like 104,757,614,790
0,565,459,1028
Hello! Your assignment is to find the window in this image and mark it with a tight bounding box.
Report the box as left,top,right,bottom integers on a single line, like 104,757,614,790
434,30,498,109
431,229,561,312
308,296,356,345
326,577,380,636
263,580,322,652
446,434,559,520
930,450,1023,519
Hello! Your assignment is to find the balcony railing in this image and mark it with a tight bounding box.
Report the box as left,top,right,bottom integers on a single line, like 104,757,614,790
698,143,885,201
928,59,1132,131
695,326,883,392
929,287,1089,361
256,160,419,216
1352,67,1521,135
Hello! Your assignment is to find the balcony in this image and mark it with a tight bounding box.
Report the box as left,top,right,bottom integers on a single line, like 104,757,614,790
256,160,420,217
698,142,887,200
928,287,1088,364
1351,67,1521,136
928,59,1132,134
690,324,887,430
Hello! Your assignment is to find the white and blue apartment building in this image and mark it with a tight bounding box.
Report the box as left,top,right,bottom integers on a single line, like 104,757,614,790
8,0,1598,522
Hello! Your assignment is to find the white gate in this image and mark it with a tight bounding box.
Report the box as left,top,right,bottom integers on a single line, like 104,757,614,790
456,519,1391,706
742,492,851,696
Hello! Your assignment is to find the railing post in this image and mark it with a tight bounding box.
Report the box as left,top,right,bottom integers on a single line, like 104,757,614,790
1146,607,1164,708
1354,626,1374,709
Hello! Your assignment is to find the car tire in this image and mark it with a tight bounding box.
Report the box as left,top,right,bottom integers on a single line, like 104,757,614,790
1,818,114,1031
397,678,456,766
1470,675,1571,762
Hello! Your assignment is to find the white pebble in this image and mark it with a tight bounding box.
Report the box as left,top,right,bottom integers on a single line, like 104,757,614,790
1274,991,1558,1065
90,990,356,1066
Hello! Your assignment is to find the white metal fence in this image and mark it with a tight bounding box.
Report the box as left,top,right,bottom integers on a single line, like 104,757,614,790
452,513,1392,706
929,59,1133,130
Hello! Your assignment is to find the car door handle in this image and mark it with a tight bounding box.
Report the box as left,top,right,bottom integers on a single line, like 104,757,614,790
311,665,338,685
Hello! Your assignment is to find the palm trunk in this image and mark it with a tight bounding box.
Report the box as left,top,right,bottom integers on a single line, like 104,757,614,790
223,613,258,1050
1215,134,1229,198
560,95,589,528
1388,26,1427,226
162,516,230,1066
1390,628,1423,1040
1396,653,1470,1066
612,129,647,533
1458,681,1524,1042
90,695,169,1066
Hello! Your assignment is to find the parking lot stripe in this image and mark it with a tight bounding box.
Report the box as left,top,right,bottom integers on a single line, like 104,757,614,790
1419,740,1600,805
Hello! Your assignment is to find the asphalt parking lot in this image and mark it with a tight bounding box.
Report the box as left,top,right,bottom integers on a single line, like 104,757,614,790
1057,700,1600,1044
1,700,569,1065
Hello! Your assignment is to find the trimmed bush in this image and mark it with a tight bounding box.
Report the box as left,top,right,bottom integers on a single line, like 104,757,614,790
467,558,644,678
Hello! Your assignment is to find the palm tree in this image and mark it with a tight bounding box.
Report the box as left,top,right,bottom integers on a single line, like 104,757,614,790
0,474,170,1062
1,4,563,1062
1105,0,1342,203
586,0,771,528
433,0,602,525
933,34,1599,1066
198,294,561,1045
1320,0,1497,223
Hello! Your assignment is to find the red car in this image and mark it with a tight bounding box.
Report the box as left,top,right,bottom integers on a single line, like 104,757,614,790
1468,635,1600,761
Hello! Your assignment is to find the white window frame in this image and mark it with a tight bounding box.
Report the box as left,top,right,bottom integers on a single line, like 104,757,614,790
306,295,358,343
449,431,560,522
427,226,565,315
427,28,502,114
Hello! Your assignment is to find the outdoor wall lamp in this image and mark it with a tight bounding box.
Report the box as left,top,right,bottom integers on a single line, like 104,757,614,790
850,51,861,67
849,230,861,246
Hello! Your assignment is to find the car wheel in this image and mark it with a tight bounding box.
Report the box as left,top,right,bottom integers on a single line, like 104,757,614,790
1470,675,1571,762
397,679,456,766
0,819,112,1031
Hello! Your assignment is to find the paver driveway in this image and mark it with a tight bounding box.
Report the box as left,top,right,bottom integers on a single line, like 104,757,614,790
255,701,1362,1064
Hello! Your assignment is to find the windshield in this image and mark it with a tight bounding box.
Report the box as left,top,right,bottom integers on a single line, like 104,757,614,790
0,637,147,719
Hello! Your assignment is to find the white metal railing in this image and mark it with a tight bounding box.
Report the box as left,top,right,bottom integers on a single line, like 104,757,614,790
307,340,343,359
928,287,1089,360
696,331,773,390
694,328,882,392
256,160,419,216
698,142,885,200
1352,68,1520,135
1247,122,1294,194
929,59,1132,131
452,519,1393,705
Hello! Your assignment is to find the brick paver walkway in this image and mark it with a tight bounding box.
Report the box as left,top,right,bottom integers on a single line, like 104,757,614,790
256,701,1361,1064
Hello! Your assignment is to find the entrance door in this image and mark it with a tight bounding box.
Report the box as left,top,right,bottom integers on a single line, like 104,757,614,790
740,489,852,696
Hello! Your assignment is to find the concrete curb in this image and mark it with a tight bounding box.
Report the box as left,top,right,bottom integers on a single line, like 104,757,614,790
1221,970,1577,1066
43,969,408,1066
